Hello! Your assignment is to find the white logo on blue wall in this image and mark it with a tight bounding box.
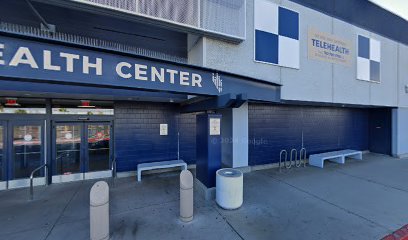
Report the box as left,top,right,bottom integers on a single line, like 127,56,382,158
212,73,223,93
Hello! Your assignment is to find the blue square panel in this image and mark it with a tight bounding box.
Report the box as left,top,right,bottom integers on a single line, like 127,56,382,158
278,7,299,40
370,60,380,82
358,35,370,59
255,30,279,64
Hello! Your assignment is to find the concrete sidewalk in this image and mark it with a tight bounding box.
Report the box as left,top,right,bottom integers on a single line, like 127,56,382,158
0,153,407,240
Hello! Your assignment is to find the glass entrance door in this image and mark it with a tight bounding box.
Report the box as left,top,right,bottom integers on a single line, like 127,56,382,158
52,122,112,183
8,122,45,189
53,124,83,182
85,124,111,179
0,123,5,190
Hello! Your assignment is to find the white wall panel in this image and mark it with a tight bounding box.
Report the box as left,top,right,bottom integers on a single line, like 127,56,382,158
370,34,398,106
201,0,405,108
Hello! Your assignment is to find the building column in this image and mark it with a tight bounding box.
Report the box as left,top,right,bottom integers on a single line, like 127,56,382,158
392,107,408,158
220,103,249,168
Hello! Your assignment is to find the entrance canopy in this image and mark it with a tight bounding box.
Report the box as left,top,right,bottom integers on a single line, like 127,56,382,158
0,34,280,103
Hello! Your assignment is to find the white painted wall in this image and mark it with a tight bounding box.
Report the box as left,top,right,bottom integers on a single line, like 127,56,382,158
232,102,249,168
392,108,408,158
199,0,408,108
219,103,249,168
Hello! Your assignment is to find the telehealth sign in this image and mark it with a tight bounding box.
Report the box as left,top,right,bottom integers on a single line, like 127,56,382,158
308,28,352,66
0,36,233,96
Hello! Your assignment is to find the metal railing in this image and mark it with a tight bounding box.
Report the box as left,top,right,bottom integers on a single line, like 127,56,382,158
29,164,48,201
0,22,187,63
111,158,117,187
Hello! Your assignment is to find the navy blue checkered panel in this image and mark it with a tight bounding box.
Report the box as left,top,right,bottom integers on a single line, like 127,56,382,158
357,35,381,82
278,6,299,40
358,35,370,59
370,61,380,82
255,30,279,64
254,0,299,68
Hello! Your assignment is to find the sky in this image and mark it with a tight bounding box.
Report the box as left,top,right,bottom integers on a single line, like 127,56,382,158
369,0,408,21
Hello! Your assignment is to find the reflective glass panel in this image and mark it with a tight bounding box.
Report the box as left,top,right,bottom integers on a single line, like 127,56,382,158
13,125,42,179
55,125,81,175
88,125,110,172
0,126,3,181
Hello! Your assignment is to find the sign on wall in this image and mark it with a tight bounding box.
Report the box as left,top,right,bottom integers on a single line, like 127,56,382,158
308,28,352,66
357,35,381,83
254,0,299,69
0,36,280,102
209,118,220,136
160,124,168,136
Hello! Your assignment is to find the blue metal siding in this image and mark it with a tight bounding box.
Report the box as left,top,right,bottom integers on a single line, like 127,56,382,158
114,102,196,172
248,104,370,166
290,0,408,46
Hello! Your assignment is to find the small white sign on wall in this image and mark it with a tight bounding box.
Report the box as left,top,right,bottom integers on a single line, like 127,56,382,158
209,118,221,136
160,124,168,136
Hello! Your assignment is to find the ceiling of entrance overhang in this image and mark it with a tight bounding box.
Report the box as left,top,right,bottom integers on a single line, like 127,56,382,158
0,0,188,58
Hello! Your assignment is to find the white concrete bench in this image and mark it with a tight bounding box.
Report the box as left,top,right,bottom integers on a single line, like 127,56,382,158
137,160,187,182
309,150,363,168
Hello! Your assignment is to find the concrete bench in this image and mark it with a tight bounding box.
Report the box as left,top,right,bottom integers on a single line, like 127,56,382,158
309,150,363,168
137,160,187,182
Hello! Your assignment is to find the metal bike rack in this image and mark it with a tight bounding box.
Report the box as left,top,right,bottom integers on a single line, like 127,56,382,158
279,148,307,171
295,149,302,167
289,149,297,169
299,148,307,167
111,158,117,188
279,150,287,172
29,164,48,201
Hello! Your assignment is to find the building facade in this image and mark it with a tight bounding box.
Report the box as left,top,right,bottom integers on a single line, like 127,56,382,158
0,0,406,190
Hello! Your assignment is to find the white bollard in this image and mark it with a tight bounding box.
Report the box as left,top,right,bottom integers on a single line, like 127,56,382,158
180,170,194,222
90,181,109,240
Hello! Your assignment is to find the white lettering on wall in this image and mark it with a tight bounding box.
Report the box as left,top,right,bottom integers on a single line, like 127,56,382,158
135,64,148,81
43,50,61,71
192,74,202,87
60,52,80,72
116,62,132,79
0,43,4,65
9,47,39,68
1,43,206,90
83,56,102,75
166,69,178,84
151,67,164,82
179,71,190,86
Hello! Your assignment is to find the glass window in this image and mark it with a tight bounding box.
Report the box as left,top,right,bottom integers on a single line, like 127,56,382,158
52,108,114,115
0,98,46,114
13,125,42,179
0,108,46,114
52,100,114,115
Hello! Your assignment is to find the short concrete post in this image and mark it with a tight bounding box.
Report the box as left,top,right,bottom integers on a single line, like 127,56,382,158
90,181,109,240
180,170,194,222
